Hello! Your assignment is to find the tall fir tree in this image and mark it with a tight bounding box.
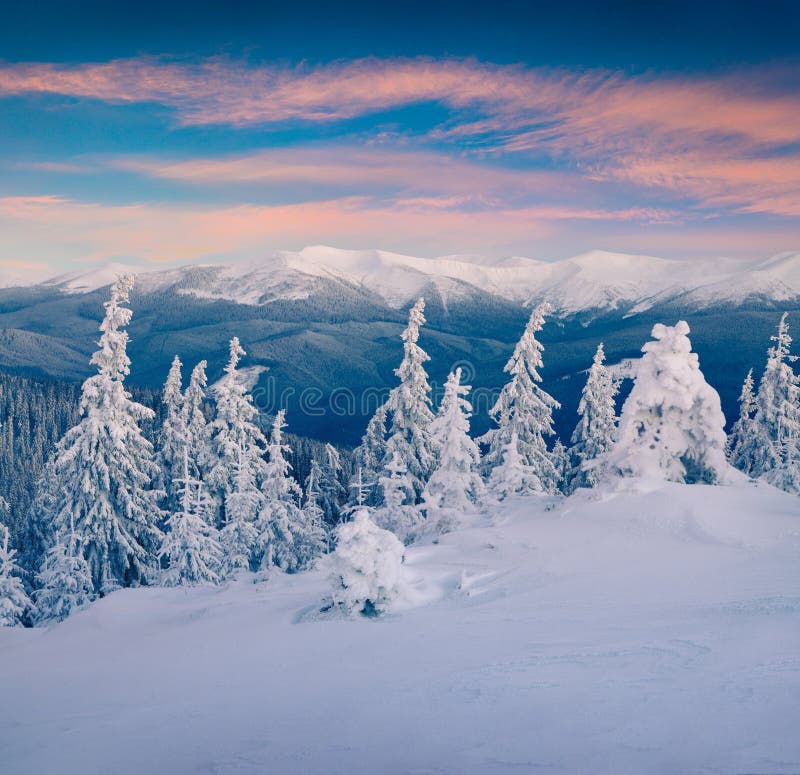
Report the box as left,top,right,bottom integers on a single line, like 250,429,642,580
550,439,568,495
566,343,618,493
351,403,387,506
382,298,436,502
0,522,33,626
33,276,162,595
156,355,186,512
317,443,346,522
219,450,262,575
423,368,484,532
726,369,757,474
208,337,268,540
481,304,561,494
159,447,222,586
742,314,800,491
303,463,331,552
259,411,325,573
183,360,212,484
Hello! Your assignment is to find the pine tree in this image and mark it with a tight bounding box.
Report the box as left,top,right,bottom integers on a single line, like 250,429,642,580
259,411,325,573
727,369,757,474
183,360,212,485
382,298,436,502
605,321,728,484
481,304,561,494
34,275,162,596
156,355,186,512
373,449,423,544
743,315,800,492
566,343,618,493
159,448,222,586
423,368,484,532
0,522,33,626
317,443,346,522
352,403,388,506
303,463,331,552
219,448,262,575
550,439,568,495
35,525,93,624
487,431,543,500
208,338,268,541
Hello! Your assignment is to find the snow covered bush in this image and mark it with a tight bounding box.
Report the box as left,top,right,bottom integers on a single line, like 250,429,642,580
328,508,406,617
604,320,728,484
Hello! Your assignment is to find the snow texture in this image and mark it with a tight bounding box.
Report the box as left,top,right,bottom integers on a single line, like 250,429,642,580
1,481,798,774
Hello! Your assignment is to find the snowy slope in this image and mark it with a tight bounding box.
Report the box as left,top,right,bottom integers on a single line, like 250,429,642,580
2,480,799,775
21,246,800,316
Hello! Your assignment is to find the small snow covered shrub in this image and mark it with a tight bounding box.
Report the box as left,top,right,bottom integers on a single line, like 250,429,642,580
328,508,405,617
605,320,728,484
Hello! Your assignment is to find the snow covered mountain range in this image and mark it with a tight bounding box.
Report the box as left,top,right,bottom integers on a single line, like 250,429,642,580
0,245,799,446
26,245,800,315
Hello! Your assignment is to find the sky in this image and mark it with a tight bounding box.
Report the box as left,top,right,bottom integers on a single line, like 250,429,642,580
0,0,798,274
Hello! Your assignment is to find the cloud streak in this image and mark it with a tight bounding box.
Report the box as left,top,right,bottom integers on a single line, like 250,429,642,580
0,193,683,266
2,56,798,218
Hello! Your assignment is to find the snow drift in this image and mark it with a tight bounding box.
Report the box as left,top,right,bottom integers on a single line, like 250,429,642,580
1,480,799,775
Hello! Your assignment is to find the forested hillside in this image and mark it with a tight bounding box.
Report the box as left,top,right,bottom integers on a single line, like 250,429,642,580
0,369,348,548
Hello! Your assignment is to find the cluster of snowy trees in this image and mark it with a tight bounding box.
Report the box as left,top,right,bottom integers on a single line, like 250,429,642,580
2,277,338,626
2,275,799,624
330,309,800,615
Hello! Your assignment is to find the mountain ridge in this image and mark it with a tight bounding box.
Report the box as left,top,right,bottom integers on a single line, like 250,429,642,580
6,245,800,317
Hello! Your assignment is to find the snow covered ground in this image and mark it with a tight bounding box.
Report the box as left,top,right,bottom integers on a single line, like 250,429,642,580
1,480,799,775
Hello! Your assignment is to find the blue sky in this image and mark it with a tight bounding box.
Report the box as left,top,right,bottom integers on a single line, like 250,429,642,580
0,0,798,272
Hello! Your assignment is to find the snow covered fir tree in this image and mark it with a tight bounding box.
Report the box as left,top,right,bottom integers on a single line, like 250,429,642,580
729,314,800,492
423,368,484,532
481,304,561,495
159,448,222,587
566,343,618,493
3,276,800,628
33,275,163,617
604,321,729,485
0,522,32,627
380,298,436,503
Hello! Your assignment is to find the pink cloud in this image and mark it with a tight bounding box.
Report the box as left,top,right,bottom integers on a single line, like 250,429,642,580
2,57,796,149
2,56,799,220
0,194,678,265
111,146,580,206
